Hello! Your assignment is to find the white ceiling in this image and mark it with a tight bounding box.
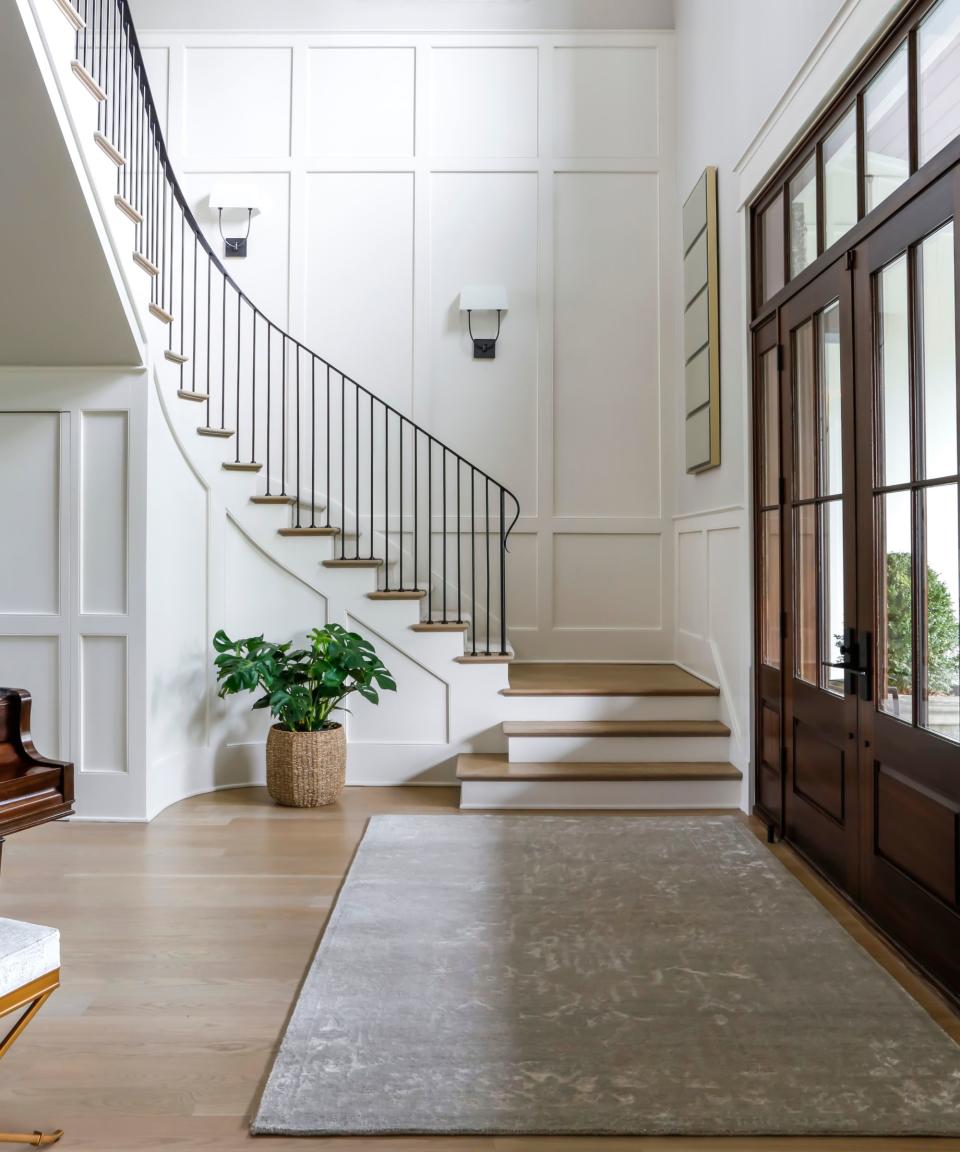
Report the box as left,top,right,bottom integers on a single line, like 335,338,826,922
127,0,674,32
0,3,141,366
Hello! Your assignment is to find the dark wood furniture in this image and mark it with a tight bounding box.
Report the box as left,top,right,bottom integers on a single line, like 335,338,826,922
0,689,74,869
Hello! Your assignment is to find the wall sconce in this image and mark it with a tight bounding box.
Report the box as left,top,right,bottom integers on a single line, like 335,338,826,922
459,286,508,359
208,184,263,259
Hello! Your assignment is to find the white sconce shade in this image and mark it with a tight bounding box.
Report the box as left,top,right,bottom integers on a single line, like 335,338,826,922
459,285,508,312
207,183,263,215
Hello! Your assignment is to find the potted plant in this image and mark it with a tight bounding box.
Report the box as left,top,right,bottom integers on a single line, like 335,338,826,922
212,624,396,807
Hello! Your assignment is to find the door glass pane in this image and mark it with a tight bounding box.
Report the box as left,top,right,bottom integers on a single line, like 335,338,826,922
865,43,910,213
878,490,914,721
761,195,785,302
824,108,858,248
822,500,846,696
923,483,959,741
819,301,843,496
919,222,958,479
761,510,782,669
795,504,818,684
761,347,779,506
876,255,912,486
919,0,960,166
794,320,816,500
789,154,818,278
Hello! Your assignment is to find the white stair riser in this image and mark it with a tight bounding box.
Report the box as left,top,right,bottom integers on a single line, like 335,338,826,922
460,777,741,810
499,695,718,723
507,735,730,763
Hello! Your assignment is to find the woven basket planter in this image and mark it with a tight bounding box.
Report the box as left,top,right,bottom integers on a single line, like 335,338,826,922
265,723,345,808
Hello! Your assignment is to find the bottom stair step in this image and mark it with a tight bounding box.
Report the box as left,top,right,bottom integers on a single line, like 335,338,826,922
457,753,742,810
457,754,741,782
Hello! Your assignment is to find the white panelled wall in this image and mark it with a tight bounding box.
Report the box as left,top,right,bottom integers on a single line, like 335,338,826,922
0,369,148,819
139,29,676,661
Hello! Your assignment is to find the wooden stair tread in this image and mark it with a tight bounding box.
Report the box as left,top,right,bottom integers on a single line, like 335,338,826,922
278,526,340,537
165,351,189,365
222,462,262,472
115,194,142,225
149,303,173,324
502,719,730,737
93,131,125,167
412,621,470,632
502,662,719,698
133,251,159,277
178,390,207,402
323,558,383,568
368,590,427,600
457,754,741,782
54,0,86,31
197,426,233,438
456,652,513,664
71,60,105,102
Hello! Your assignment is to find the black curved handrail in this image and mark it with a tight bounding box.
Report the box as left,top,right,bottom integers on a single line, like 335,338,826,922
69,0,520,654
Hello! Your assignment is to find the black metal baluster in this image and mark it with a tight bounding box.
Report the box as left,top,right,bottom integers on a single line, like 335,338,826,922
442,450,447,623
250,312,257,465
471,469,477,655
310,359,317,528
220,272,226,430
380,403,384,569
457,459,462,623
205,253,211,427
325,365,331,529
485,478,491,654
399,417,404,588
369,396,374,560
191,232,197,393
499,488,507,655
235,290,241,462
427,441,433,621
413,433,418,595
295,345,301,526
280,336,287,495
340,373,345,558
354,384,359,559
265,325,272,494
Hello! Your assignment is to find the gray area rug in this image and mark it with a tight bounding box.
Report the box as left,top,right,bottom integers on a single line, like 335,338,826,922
252,815,960,1136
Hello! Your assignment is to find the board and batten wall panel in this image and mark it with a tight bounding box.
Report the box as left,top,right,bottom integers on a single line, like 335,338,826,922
0,371,148,820
146,29,675,659
80,411,128,615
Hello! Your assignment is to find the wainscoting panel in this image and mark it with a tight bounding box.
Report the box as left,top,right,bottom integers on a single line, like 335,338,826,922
308,48,415,157
0,635,60,759
554,534,661,630
553,172,661,519
430,47,539,158
80,410,128,615
183,47,293,159
429,171,539,514
552,46,659,158
0,411,61,615
80,634,128,774
303,173,414,416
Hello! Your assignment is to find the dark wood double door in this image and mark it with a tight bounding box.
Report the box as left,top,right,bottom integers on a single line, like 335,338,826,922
755,172,960,999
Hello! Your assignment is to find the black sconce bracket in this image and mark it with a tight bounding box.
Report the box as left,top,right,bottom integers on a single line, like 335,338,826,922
218,207,253,258
467,309,502,359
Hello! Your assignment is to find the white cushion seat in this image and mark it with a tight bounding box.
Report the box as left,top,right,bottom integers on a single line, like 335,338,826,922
0,918,59,999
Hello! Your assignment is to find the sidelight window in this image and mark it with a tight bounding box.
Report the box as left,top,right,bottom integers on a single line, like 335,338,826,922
792,303,846,695
874,223,960,742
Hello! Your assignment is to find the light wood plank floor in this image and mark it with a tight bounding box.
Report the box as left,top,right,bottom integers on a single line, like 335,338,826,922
1,786,958,1151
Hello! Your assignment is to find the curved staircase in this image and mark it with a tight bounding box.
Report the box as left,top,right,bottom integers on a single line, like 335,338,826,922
27,0,745,812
